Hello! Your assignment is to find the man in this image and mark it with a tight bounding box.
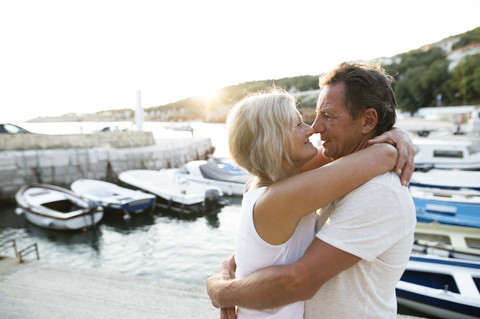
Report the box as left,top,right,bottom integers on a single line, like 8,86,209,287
206,61,416,319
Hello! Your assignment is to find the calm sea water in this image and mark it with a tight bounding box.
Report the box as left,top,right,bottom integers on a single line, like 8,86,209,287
0,121,436,318
0,121,239,287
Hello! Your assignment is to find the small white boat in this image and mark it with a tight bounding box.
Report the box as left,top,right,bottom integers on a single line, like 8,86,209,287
413,222,480,261
71,179,156,217
15,183,103,231
410,185,480,228
183,158,252,196
118,169,223,214
413,138,480,171
396,254,480,319
410,169,480,191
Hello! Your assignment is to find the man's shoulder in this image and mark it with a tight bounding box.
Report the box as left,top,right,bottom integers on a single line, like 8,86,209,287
358,172,405,192
343,172,405,201
367,171,400,184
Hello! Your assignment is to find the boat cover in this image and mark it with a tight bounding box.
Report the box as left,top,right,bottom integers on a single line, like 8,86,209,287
199,160,251,184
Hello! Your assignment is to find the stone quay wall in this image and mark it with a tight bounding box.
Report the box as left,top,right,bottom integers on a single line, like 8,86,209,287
0,131,157,151
0,133,215,202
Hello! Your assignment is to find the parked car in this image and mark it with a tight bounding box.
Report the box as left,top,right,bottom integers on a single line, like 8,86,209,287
95,126,129,133
0,123,32,134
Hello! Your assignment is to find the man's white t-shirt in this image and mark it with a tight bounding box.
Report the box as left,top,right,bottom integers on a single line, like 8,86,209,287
305,172,416,319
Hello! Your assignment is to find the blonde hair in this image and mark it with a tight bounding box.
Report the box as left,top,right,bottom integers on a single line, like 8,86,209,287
227,88,298,185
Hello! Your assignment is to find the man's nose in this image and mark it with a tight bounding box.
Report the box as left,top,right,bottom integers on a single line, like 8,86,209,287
311,117,324,133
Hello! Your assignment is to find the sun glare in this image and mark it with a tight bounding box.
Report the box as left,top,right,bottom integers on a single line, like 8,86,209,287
201,88,219,103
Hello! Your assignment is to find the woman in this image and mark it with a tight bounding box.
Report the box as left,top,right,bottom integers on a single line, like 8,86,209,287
227,88,398,318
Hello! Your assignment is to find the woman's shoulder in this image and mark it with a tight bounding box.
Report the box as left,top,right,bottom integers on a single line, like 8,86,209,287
244,178,267,193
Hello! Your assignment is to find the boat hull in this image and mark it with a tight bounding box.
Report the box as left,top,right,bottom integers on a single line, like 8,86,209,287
71,179,156,215
413,197,480,228
22,208,103,230
410,186,480,228
118,169,223,214
410,169,480,191
15,183,103,231
396,255,480,319
183,159,251,196
413,222,480,261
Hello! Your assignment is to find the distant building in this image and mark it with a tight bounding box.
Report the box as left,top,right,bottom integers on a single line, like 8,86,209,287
427,37,460,54
375,56,401,66
447,42,480,71
377,35,480,73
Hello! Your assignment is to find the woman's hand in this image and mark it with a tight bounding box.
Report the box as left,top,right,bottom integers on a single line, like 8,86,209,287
368,128,415,186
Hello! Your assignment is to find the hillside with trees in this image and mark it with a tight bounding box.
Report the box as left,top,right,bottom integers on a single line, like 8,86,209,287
389,27,480,113
145,26,480,123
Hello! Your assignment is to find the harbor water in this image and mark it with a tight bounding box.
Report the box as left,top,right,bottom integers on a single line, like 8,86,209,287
0,121,442,318
0,121,238,287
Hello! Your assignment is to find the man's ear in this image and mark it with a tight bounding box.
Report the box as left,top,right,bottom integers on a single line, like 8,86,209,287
361,108,378,134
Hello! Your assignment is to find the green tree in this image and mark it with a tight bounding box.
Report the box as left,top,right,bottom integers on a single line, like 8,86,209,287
444,54,480,105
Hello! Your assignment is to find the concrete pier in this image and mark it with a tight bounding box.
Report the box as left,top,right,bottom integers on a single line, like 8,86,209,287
0,133,215,201
0,258,218,319
0,258,426,319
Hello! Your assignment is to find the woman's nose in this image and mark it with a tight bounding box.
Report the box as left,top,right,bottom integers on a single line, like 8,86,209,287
306,125,314,136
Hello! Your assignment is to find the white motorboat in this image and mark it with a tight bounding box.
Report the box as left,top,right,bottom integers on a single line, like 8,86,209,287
413,222,480,261
396,254,480,319
183,158,252,196
15,183,103,231
71,179,156,218
410,185,480,228
410,169,480,191
118,169,223,214
413,138,480,171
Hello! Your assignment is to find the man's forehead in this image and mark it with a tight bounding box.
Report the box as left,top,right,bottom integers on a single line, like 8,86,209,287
316,98,342,112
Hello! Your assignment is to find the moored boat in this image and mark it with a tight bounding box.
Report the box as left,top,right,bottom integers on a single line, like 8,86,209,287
410,186,480,228
396,254,480,319
410,169,480,191
15,183,103,231
183,158,252,196
413,138,480,171
413,222,480,261
118,169,223,214
70,179,156,218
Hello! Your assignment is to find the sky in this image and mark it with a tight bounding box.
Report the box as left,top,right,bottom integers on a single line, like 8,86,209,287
1,0,479,123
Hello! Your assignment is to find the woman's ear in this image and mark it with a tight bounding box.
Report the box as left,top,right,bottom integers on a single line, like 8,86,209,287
361,108,378,135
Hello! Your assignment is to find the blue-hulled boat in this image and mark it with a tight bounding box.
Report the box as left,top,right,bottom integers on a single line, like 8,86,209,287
396,254,480,319
410,186,480,228
71,179,156,219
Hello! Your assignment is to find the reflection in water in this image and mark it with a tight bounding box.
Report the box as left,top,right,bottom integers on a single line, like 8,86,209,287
0,196,241,286
25,222,102,252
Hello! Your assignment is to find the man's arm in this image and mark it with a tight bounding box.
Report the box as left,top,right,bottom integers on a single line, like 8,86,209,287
206,238,360,310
